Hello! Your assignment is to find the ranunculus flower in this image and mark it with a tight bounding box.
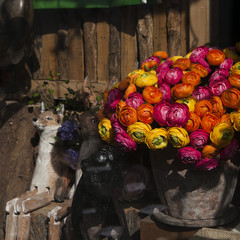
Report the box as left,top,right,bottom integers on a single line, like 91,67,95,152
209,96,226,116
171,56,183,63
220,113,231,125
210,69,229,82
141,56,161,71
163,67,183,86
124,83,137,99
206,49,225,66
196,158,219,171
168,127,190,148
221,87,240,109
231,62,240,75
230,111,240,131
110,114,126,134
219,58,233,71
153,51,169,60
176,97,197,113
166,102,190,127
177,146,201,164
128,69,145,83
220,139,239,161
201,113,220,134
209,79,231,96
153,101,171,126
192,86,210,101
98,118,114,143
104,88,122,113
198,58,211,74
210,123,234,148
127,122,152,143
190,63,208,78
184,112,201,133
202,144,220,158
181,71,201,87
228,73,240,89
156,60,173,74
145,128,168,150
194,100,213,118
142,86,163,104
171,83,194,99
157,67,170,82
172,57,191,71
126,92,144,109
137,103,154,124
114,131,137,152
118,106,138,127
158,82,171,101
189,129,209,150
115,100,126,119
190,45,209,61
134,71,158,88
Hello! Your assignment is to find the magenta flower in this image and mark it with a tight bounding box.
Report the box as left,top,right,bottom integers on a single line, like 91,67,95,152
210,68,229,81
157,67,170,82
166,102,190,127
110,114,126,134
126,92,144,109
153,101,171,126
192,86,210,101
209,79,231,96
104,88,122,113
196,158,219,171
114,131,137,152
177,146,202,164
190,129,209,150
158,82,171,101
219,58,233,71
198,58,211,74
190,46,209,60
156,60,173,74
142,56,161,69
163,67,183,86
220,139,239,161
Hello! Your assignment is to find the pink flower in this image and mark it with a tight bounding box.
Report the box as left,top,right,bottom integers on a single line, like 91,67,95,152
190,129,209,150
192,86,210,101
153,101,171,126
104,88,122,113
190,46,209,60
163,67,183,86
156,60,173,74
158,82,171,101
142,56,161,69
157,67,170,83
198,58,211,74
114,131,137,152
166,102,190,127
209,79,231,96
219,58,233,71
220,139,239,161
110,114,126,134
210,68,229,81
177,146,202,164
196,158,219,171
126,92,144,109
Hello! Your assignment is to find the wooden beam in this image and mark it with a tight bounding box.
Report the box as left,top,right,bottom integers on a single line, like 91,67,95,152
16,213,31,240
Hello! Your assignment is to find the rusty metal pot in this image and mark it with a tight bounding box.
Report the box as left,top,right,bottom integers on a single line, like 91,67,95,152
150,145,240,227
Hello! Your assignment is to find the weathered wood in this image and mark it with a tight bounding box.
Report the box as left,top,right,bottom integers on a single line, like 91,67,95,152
167,0,182,57
5,206,18,240
28,214,48,240
121,6,137,78
137,5,153,64
54,199,72,222
16,213,31,240
49,216,61,240
97,9,110,84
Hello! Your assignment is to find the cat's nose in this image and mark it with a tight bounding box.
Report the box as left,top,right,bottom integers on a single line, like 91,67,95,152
33,118,38,122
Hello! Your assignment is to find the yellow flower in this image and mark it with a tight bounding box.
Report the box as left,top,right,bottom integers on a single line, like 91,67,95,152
98,118,114,143
171,56,183,63
185,52,192,58
230,111,240,131
210,123,234,148
134,71,158,88
168,127,190,148
176,97,197,113
231,62,240,74
127,122,152,143
111,82,120,89
145,128,168,150
128,69,145,78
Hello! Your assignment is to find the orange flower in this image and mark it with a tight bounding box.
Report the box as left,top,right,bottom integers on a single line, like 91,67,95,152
115,100,126,118
118,77,131,91
153,51,168,59
194,100,213,118
184,112,201,132
137,103,154,124
206,49,225,66
202,144,220,158
228,73,240,89
190,63,208,78
171,83,194,99
181,71,201,86
221,87,240,109
209,96,226,116
141,60,158,71
201,113,220,134
172,58,191,71
118,106,138,127
124,83,137,99
220,113,232,125
142,86,163,104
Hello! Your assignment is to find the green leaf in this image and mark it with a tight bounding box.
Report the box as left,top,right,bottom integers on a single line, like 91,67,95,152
28,100,34,104
48,88,54,94
33,92,40,98
57,73,61,76
96,95,103,103
65,79,70,84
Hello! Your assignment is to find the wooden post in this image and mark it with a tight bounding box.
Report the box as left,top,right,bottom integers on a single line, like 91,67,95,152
5,204,18,240
16,213,31,240
48,216,62,240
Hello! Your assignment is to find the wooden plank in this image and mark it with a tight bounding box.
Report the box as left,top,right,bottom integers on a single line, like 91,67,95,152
121,6,137,79
68,9,84,82
17,213,31,240
166,0,182,57
5,206,18,240
82,9,98,82
49,216,62,240
137,5,153,64
97,9,110,84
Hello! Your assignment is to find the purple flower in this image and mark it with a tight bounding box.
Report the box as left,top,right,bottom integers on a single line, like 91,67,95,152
110,114,126,134
192,86,210,101
104,88,122,113
158,82,171,101
65,148,79,170
220,139,239,161
209,79,231,96
196,158,219,171
189,129,209,150
153,101,171,126
177,146,201,164
164,67,183,86
114,131,137,152
125,92,144,109
166,102,190,127
58,119,79,141
219,58,233,71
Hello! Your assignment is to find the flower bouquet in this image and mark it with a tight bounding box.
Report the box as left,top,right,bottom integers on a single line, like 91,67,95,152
98,46,240,226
